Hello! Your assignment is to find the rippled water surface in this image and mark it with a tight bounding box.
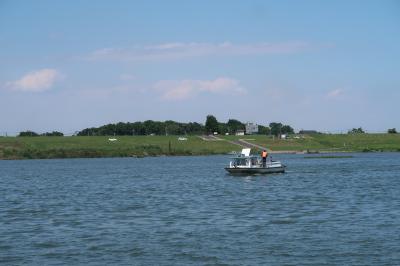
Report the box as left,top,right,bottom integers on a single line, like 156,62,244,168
1,153,400,265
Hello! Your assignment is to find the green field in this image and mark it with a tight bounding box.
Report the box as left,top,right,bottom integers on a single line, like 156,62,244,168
0,134,399,159
0,136,238,159
221,134,400,152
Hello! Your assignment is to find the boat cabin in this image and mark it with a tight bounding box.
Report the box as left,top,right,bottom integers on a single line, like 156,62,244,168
229,148,262,168
230,156,261,168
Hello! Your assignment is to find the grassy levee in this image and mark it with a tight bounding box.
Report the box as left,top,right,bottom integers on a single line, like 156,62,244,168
0,136,238,160
221,135,325,151
310,134,400,152
221,134,400,152
0,134,399,159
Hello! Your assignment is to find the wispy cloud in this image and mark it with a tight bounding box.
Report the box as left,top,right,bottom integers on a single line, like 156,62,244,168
154,77,246,100
6,69,62,92
87,41,313,62
327,88,343,98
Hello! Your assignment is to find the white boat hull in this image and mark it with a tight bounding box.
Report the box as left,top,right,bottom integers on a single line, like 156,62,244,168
225,165,285,175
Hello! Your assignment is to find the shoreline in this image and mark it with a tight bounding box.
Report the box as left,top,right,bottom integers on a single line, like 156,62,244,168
1,149,399,161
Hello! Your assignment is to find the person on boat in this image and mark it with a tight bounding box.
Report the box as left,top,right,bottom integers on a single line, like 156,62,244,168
262,150,268,167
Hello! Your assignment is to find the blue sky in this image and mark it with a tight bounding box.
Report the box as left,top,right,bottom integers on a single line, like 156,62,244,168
1,0,399,134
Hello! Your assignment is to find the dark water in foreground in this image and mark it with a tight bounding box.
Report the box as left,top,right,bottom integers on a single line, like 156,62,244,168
1,153,400,265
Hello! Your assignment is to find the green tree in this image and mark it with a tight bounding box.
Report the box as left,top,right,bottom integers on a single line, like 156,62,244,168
18,131,39,137
348,127,365,134
269,122,283,136
115,122,130,135
226,119,244,134
185,122,205,134
388,128,397,134
205,115,219,134
218,123,228,135
165,122,182,135
42,131,64,136
258,125,271,135
143,120,164,135
281,125,294,134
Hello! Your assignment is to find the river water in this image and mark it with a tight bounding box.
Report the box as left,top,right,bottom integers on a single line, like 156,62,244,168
1,153,400,265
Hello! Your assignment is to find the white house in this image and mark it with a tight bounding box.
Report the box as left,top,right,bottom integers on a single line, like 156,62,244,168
235,130,245,136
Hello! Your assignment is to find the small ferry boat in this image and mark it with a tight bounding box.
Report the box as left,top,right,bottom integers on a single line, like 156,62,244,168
225,148,285,175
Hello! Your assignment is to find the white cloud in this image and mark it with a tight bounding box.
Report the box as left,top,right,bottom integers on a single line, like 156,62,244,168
327,89,343,98
87,41,312,62
6,69,61,92
154,77,246,100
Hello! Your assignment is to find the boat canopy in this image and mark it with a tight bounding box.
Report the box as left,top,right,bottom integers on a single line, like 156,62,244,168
230,154,259,159
241,148,251,156
230,148,259,159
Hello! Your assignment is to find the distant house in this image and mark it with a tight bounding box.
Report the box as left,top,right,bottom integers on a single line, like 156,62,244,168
299,130,319,134
245,122,258,134
235,130,245,136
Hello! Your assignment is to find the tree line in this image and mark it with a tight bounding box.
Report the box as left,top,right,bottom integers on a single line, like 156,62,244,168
75,115,294,136
204,115,294,136
15,116,398,137
18,131,64,137
77,121,204,136
348,127,398,134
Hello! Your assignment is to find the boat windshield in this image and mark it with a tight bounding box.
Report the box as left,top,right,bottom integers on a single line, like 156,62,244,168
233,158,248,166
232,157,260,166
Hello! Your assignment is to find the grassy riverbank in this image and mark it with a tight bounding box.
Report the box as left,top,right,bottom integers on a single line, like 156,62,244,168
222,134,400,153
0,136,238,159
0,134,399,159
